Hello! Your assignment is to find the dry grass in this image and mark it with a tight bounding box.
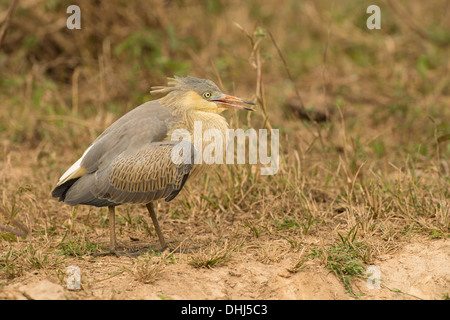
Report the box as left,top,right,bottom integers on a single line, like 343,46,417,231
0,0,449,298
133,255,166,284
188,240,241,269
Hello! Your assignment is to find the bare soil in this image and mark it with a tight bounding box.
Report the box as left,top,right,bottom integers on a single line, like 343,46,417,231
1,237,447,300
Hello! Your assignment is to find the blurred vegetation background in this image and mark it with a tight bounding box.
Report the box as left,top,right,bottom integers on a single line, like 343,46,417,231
0,0,448,154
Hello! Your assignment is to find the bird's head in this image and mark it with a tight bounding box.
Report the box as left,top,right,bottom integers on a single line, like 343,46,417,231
151,76,255,113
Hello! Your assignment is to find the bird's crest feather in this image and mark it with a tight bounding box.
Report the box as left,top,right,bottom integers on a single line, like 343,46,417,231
150,76,220,96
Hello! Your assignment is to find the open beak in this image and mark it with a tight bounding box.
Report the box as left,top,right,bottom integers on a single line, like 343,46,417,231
212,94,256,111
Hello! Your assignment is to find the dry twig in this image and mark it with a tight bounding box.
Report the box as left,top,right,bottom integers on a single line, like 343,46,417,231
0,0,19,51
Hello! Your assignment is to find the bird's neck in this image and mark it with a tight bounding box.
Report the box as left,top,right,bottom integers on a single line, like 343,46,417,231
166,109,229,179
160,94,229,137
160,94,229,175
168,109,229,146
185,110,229,134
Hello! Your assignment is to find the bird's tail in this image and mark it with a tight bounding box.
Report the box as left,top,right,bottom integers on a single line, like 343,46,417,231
53,174,118,207
51,178,79,202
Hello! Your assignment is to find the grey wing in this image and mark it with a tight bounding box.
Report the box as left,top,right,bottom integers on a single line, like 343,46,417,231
59,101,182,206
92,140,195,204
80,101,174,173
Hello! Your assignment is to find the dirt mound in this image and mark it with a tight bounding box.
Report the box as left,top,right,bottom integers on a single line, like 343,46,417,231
1,239,447,300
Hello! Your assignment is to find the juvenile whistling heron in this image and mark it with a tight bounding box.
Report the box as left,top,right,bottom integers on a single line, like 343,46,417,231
52,76,255,255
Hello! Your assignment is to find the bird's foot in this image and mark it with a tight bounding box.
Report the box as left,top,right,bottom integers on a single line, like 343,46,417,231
146,245,200,254
91,245,201,257
92,249,141,257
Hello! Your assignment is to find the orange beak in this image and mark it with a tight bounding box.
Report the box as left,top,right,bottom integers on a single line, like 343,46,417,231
212,94,255,111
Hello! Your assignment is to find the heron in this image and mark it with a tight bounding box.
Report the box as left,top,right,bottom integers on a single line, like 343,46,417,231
52,76,255,256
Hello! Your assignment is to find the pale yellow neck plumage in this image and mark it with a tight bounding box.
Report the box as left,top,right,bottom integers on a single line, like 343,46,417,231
161,90,229,136
160,90,229,179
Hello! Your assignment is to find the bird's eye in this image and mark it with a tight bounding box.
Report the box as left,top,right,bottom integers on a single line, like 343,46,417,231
203,92,212,99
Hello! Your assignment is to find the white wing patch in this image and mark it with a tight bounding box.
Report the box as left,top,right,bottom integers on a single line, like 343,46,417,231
57,145,93,186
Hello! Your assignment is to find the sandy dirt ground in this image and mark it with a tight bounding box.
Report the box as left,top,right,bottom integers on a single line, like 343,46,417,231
1,238,447,300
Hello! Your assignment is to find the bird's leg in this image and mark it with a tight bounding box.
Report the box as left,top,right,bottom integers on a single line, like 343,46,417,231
109,206,117,252
146,202,168,251
93,206,139,257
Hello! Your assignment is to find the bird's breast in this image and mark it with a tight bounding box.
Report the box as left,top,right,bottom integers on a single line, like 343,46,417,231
168,111,229,179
